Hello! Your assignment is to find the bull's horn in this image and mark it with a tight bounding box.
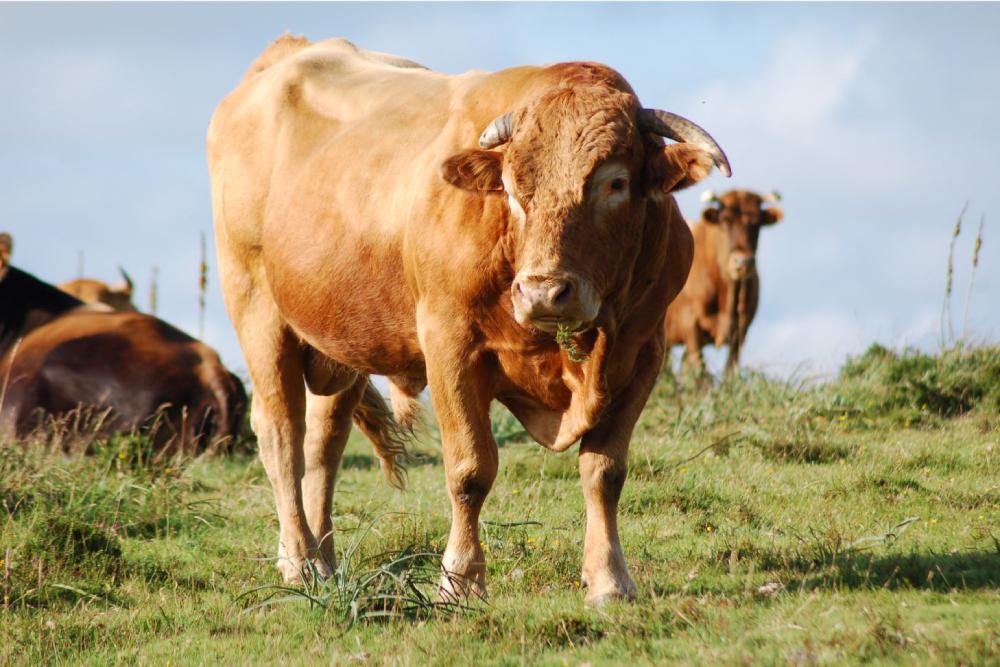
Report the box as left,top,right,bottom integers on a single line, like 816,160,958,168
118,266,134,292
478,112,515,149
700,189,719,204
638,109,732,178
762,190,782,203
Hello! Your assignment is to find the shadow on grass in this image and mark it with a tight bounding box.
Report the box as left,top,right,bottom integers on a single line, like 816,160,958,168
679,545,1000,596
783,549,1000,592
340,451,441,472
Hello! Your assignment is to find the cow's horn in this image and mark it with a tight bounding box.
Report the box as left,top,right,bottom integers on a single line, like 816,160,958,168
762,190,782,203
700,189,719,204
638,109,732,178
118,266,134,292
478,112,515,149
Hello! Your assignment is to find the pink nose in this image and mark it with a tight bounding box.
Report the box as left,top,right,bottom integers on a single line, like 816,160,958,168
513,275,576,320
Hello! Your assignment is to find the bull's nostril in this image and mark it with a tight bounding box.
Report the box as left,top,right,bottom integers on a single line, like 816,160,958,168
550,281,572,305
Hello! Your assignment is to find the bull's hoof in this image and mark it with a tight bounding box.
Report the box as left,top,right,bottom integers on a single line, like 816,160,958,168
584,588,635,608
581,568,637,607
276,555,333,584
437,571,487,603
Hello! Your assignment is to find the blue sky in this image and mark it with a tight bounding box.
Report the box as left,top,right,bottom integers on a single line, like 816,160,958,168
2,2,998,378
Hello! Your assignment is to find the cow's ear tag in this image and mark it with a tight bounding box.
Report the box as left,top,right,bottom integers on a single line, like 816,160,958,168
440,150,505,192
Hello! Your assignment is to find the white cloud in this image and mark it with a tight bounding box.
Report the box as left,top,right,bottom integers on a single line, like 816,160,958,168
694,29,878,135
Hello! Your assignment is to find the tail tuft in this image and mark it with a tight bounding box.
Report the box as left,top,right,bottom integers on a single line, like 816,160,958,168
352,381,412,489
389,382,425,436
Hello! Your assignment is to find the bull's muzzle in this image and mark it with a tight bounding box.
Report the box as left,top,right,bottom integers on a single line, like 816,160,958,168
727,254,757,281
511,270,599,333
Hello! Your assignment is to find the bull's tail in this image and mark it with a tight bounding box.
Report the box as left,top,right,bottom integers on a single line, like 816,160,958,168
389,382,425,435
352,380,412,489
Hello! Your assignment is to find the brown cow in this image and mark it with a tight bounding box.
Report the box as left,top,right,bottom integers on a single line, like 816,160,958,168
207,36,729,604
0,263,246,453
665,189,783,373
59,267,137,312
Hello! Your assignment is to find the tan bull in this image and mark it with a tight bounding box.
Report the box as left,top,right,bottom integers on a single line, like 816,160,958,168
207,35,729,605
665,189,783,372
59,267,137,312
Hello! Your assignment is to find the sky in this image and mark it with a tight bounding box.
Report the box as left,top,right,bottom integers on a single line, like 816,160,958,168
2,2,998,380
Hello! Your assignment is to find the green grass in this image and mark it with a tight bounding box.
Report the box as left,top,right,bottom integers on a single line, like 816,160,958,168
2,344,999,665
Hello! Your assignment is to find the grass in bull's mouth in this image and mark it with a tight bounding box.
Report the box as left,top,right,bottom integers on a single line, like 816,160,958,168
555,322,589,363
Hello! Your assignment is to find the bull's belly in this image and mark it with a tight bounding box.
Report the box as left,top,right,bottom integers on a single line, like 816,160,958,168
271,272,423,377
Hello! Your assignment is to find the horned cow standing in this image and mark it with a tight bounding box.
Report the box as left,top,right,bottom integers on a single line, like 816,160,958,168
207,35,729,604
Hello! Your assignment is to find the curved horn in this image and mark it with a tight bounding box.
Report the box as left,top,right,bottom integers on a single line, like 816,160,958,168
638,109,732,178
700,189,719,204
478,112,515,149
118,266,134,292
762,190,782,203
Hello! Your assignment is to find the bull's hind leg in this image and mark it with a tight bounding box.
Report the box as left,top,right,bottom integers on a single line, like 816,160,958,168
244,332,325,582
301,356,368,567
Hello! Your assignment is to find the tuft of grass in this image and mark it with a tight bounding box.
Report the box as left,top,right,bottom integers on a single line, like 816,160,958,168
831,343,1000,423
22,514,124,576
748,434,850,464
941,202,967,344
238,516,481,626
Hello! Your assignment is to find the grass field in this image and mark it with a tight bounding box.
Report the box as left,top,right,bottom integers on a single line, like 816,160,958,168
2,344,998,665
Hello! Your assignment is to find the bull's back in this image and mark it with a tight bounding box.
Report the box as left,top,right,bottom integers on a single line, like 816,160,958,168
208,37,453,247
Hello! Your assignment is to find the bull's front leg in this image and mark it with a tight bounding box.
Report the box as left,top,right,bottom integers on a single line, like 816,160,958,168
579,338,665,606
419,312,498,600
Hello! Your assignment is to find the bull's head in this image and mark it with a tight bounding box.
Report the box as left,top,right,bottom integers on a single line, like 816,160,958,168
440,78,730,334
700,189,783,281
106,267,137,312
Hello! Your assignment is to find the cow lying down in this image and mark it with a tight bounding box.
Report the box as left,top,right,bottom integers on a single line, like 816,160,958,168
208,35,730,604
0,263,246,455
59,266,137,312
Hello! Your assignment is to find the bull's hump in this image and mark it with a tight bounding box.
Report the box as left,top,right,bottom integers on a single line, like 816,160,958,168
272,40,450,127
290,38,435,80
318,38,430,71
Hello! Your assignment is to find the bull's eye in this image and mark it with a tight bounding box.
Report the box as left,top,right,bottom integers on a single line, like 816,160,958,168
609,178,626,192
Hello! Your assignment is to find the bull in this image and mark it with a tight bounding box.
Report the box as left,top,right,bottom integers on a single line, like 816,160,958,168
59,267,137,312
665,189,783,373
207,36,730,604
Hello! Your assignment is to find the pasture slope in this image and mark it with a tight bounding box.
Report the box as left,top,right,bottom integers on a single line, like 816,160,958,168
2,344,998,665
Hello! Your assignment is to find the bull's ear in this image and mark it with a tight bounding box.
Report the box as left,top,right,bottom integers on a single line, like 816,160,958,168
648,143,715,193
702,207,720,224
761,206,784,225
440,150,504,192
